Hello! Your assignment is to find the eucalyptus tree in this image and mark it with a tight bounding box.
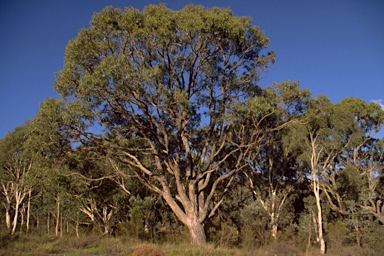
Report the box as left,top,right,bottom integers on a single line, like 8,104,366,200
53,4,276,244
0,123,34,234
285,96,384,253
284,95,335,254
318,98,384,218
333,99,384,226
242,82,310,240
27,98,75,236
304,98,384,246
64,148,132,235
356,138,384,225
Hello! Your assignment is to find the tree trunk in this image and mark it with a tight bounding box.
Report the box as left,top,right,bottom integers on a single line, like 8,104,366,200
271,222,278,240
2,182,12,230
26,189,31,233
188,219,206,245
353,216,361,247
5,207,11,230
75,220,79,238
60,214,63,237
36,215,40,235
55,197,60,236
314,182,325,255
11,192,22,234
162,192,208,245
47,212,50,234
20,205,25,234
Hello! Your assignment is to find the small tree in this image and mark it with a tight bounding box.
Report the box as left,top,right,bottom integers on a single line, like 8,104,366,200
0,124,32,234
243,82,310,240
285,95,336,254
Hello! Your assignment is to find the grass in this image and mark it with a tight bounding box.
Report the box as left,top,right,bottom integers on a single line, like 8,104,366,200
0,234,382,256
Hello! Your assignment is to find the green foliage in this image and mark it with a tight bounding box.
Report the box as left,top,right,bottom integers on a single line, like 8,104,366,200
239,200,270,247
2,3,384,252
327,220,349,248
129,207,144,238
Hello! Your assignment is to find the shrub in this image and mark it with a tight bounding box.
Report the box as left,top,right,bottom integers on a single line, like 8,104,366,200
328,220,349,248
132,245,163,256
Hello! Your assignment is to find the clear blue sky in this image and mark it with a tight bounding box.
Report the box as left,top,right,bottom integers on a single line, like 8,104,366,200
1,0,383,139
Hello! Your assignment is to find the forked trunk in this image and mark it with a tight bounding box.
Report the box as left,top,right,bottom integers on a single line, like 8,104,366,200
11,195,21,234
162,192,208,245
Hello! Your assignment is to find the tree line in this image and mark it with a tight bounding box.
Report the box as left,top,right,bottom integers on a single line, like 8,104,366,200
1,4,383,254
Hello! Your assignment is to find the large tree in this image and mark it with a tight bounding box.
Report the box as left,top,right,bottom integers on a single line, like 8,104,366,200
54,4,277,244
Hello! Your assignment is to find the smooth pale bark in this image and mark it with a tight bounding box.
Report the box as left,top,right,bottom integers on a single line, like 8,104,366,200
271,222,278,240
161,190,209,245
11,198,19,234
26,189,31,233
245,172,292,240
75,220,79,238
60,214,63,237
5,210,11,230
313,181,325,255
79,199,114,234
310,136,325,255
188,219,207,245
47,212,50,234
55,196,60,236
11,187,26,234
2,183,14,231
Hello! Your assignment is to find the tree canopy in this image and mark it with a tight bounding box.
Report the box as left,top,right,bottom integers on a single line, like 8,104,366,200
53,4,282,245
1,4,384,253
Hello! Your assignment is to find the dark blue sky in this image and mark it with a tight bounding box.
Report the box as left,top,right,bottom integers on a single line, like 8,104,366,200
1,0,383,138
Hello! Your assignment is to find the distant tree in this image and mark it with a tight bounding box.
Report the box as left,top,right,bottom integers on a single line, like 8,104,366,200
357,138,384,224
27,98,77,236
285,96,384,253
242,82,310,240
284,95,335,254
53,4,276,244
64,149,131,235
0,123,33,234
318,99,384,216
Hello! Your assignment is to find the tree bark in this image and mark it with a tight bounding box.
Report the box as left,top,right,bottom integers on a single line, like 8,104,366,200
11,188,24,234
313,179,325,254
271,222,278,240
310,134,325,255
47,212,50,234
26,189,31,233
188,219,206,245
5,207,11,230
162,191,207,245
55,196,60,236
75,220,79,238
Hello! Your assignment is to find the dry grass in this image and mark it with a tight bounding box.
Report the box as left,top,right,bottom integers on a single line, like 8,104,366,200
0,234,383,256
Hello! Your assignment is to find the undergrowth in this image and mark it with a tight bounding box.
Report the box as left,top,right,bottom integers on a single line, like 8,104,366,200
0,234,382,256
